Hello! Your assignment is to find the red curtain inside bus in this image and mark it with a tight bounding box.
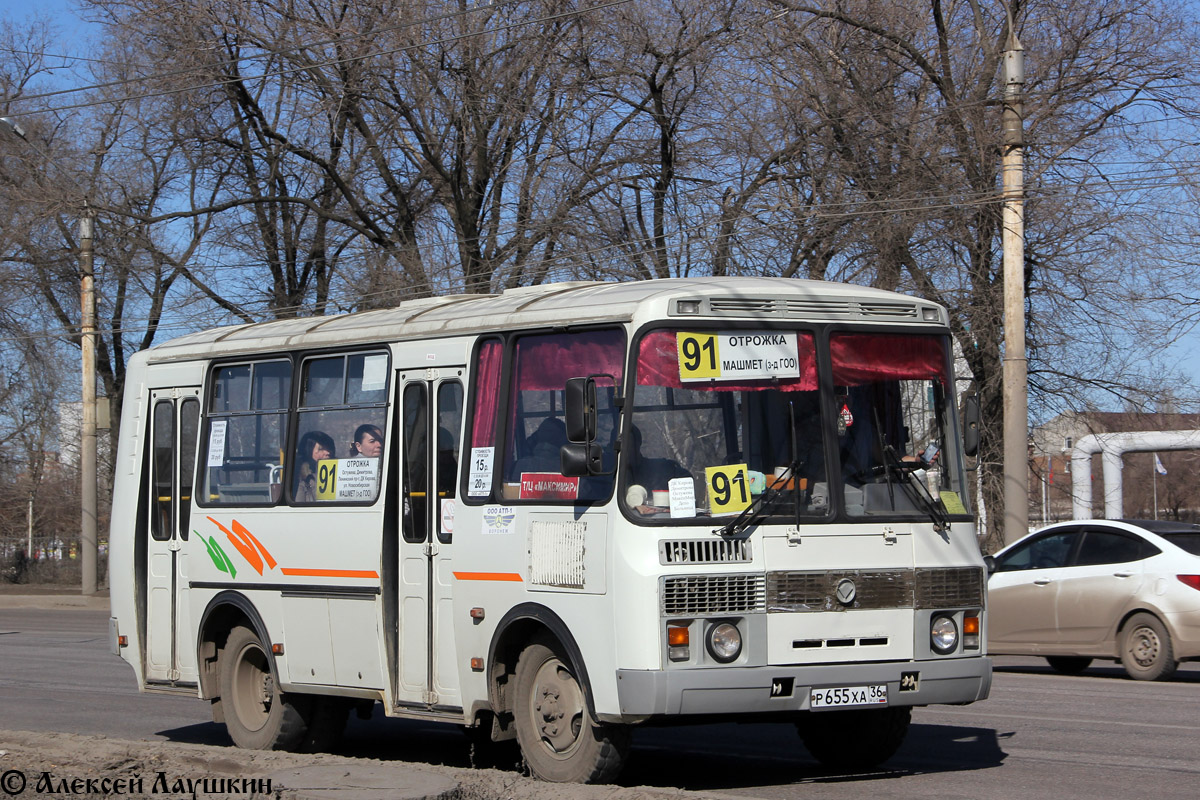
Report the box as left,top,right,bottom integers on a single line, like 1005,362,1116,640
635,330,818,391
830,333,948,386
471,339,503,448
513,330,625,390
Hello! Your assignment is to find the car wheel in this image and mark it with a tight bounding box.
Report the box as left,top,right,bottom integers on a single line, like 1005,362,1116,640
1045,656,1092,675
1120,613,1178,681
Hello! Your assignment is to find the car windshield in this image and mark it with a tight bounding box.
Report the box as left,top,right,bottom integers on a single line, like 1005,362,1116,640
623,328,968,523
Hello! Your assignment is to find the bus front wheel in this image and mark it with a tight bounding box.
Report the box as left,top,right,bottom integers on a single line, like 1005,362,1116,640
797,706,911,771
220,626,310,750
513,636,629,783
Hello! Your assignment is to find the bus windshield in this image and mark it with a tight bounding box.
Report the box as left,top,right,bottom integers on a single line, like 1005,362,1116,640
625,328,968,523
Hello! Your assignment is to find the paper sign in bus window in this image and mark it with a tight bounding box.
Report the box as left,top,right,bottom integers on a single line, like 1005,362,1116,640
206,419,228,467
468,446,495,497
668,476,696,518
677,332,800,382
705,463,752,515
360,354,388,392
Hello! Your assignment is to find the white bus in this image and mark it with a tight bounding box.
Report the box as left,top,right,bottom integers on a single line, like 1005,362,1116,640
109,277,990,783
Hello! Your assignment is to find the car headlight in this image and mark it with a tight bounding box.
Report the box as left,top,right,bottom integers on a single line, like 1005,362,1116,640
706,622,742,663
930,614,958,654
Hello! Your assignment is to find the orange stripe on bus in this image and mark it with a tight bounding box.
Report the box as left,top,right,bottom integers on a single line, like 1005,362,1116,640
279,568,380,579
453,572,523,582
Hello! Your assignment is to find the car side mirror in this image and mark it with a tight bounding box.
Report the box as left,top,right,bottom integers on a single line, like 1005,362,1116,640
983,554,996,575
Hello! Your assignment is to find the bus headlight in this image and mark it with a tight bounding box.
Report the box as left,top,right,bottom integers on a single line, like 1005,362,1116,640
930,615,958,654
706,622,742,663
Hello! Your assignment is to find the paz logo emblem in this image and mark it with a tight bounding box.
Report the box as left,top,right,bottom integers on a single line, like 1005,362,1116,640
835,578,857,606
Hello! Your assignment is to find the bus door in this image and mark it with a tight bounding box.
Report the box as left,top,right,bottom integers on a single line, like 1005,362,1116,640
144,388,201,684
396,370,465,710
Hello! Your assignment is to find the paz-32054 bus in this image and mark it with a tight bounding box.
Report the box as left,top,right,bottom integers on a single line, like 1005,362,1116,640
108,277,990,783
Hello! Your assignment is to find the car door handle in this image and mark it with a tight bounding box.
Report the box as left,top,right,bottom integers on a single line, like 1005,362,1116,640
1113,572,1134,578
1033,578,1053,585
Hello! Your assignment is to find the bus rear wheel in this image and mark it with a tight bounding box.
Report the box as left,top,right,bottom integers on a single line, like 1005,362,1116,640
220,626,310,750
513,637,629,783
797,706,911,771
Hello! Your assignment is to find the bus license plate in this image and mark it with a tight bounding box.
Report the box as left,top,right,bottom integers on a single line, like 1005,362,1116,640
809,684,888,709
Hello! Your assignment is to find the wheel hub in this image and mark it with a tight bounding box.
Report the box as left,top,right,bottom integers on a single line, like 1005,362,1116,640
1130,626,1160,667
532,661,584,754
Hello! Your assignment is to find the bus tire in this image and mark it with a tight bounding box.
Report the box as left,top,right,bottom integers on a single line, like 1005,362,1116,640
1120,613,1178,681
301,697,350,753
220,626,310,750
797,706,910,771
512,636,629,783
1045,656,1093,675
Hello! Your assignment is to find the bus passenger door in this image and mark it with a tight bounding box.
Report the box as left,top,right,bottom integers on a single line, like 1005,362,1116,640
144,388,201,684
396,371,465,710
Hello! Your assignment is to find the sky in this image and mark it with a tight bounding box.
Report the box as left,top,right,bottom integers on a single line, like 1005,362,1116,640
9,0,1200,402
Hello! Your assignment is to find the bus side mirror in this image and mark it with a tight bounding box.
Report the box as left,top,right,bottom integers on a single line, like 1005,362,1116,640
561,442,603,476
565,377,597,443
962,394,980,457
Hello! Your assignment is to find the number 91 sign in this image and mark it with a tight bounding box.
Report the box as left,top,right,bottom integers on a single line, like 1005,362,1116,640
705,463,751,515
676,331,799,383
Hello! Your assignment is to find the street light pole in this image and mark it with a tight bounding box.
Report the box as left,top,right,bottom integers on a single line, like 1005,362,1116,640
80,209,98,595
1001,29,1028,546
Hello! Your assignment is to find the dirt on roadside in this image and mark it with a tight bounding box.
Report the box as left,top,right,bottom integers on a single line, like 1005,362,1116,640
0,730,703,800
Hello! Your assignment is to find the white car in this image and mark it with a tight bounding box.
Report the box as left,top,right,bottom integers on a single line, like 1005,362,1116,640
986,519,1200,680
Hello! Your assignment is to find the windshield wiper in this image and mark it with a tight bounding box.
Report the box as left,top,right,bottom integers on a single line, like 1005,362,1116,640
715,463,795,538
881,444,950,533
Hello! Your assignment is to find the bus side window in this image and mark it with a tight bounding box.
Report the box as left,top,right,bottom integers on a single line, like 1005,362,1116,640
202,360,291,507
293,352,389,505
151,401,174,541
402,383,428,543
178,398,200,539
436,382,463,543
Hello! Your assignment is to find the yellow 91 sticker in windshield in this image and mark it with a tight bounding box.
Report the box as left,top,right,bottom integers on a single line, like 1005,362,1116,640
677,332,721,380
706,463,751,515
315,458,338,501
677,331,799,383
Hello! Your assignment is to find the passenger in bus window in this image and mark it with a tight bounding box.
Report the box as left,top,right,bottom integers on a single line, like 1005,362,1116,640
350,424,383,458
296,430,336,502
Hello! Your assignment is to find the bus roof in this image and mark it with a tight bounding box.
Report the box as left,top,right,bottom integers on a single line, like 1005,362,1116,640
144,277,944,362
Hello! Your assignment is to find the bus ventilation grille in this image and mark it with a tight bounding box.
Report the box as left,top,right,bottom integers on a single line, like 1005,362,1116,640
660,538,752,565
914,567,985,609
661,574,766,616
705,297,920,320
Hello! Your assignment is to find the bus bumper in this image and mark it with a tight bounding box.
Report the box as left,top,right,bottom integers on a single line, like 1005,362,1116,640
613,657,991,718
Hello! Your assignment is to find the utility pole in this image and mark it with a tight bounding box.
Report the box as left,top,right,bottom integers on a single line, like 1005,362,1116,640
80,209,98,595
1001,29,1028,546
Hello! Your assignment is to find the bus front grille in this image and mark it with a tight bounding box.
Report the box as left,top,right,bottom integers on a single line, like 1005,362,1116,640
767,570,912,611
766,567,984,612
661,574,766,615
915,567,985,609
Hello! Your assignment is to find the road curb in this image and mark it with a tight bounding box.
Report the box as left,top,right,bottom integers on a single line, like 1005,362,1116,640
0,594,110,610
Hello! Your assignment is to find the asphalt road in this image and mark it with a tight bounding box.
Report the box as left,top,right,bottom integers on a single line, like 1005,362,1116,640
2,606,1199,799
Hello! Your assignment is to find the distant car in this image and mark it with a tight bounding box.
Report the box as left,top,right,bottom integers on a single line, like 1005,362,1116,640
986,519,1200,680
